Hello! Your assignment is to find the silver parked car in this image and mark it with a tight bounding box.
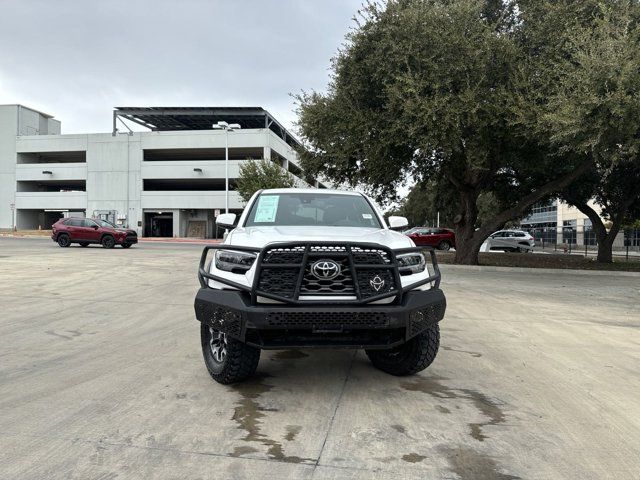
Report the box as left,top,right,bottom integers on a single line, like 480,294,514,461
487,230,535,252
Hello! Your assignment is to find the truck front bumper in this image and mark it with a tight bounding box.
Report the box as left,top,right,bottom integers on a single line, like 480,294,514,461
194,288,446,349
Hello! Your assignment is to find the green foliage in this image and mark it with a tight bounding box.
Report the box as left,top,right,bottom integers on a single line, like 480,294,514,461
235,159,295,203
394,182,456,228
297,0,529,201
295,0,640,264
537,0,640,261
397,181,506,229
540,1,640,158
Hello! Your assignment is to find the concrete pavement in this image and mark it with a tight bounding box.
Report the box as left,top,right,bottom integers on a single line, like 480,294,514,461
0,237,638,479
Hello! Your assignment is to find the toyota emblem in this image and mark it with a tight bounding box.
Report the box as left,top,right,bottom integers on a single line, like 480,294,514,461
370,275,385,292
311,259,341,280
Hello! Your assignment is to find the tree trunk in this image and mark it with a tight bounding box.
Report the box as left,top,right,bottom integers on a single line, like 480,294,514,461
453,189,484,265
596,236,614,263
572,201,625,264
453,234,487,264
450,158,594,265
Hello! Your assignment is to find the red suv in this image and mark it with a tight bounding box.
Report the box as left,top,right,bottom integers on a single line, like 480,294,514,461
51,218,137,248
405,227,456,250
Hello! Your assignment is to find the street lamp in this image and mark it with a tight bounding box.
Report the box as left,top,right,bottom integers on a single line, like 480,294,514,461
212,121,241,213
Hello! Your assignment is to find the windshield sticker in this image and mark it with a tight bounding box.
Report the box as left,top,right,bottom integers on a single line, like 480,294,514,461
362,213,372,219
254,195,280,222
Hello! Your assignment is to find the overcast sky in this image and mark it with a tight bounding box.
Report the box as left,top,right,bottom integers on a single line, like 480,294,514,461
0,0,362,135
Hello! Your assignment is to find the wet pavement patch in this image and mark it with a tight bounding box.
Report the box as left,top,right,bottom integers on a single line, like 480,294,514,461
230,374,315,464
402,453,426,463
285,425,302,441
439,445,521,480
272,349,310,361
401,375,506,442
231,445,259,457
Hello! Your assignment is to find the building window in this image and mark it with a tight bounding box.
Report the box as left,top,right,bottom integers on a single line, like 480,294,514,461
625,229,640,247
520,221,557,244
583,218,597,246
521,200,558,225
563,220,577,244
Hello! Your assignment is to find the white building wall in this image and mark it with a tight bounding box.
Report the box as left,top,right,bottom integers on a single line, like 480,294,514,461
16,163,87,181
16,134,87,152
0,106,18,229
1,106,313,235
86,133,131,223
1,105,61,229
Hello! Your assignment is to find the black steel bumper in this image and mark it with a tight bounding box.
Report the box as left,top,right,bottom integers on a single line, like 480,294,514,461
194,287,446,349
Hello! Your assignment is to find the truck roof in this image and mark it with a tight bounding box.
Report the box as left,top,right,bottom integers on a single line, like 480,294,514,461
260,188,362,196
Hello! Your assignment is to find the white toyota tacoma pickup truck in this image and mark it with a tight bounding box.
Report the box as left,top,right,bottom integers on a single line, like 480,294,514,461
194,188,446,384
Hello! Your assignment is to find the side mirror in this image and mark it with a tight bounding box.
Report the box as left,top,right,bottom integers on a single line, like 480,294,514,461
388,216,408,230
93,225,99,230
216,213,237,230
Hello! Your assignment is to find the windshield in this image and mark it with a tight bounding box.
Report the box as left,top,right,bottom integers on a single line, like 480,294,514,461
245,192,382,228
97,219,116,228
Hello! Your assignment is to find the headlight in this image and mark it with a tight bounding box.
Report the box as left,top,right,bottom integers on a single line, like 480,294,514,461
215,250,257,274
396,252,426,275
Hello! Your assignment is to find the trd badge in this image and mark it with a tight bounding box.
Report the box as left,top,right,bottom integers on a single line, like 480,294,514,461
369,275,385,292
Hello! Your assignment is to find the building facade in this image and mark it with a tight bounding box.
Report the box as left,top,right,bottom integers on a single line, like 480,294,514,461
520,199,635,248
0,105,322,238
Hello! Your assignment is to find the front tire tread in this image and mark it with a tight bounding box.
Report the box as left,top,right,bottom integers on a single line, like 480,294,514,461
201,324,260,384
366,324,440,376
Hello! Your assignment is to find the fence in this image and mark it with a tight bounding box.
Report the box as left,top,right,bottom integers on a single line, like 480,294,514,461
522,225,640,259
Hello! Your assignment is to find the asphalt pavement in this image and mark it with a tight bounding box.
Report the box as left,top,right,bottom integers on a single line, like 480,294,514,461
0,237,638,479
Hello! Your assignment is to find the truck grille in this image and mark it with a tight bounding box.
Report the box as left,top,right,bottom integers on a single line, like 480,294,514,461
301,257,355,295
255,243,399,303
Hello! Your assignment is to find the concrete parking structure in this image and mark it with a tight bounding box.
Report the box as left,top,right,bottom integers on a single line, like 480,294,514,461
0,105,323,238
0,237,638,479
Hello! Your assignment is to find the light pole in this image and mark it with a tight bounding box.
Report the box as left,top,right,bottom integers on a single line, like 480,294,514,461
212,121,241,213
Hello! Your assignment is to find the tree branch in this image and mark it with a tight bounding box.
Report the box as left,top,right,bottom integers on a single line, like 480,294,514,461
477,157,595,237
572,200,607,239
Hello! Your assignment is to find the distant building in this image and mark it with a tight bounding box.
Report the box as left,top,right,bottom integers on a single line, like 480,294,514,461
0,105,324,238
520,199,634,248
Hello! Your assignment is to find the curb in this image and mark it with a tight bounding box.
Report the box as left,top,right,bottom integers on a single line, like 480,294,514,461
439,263,640,277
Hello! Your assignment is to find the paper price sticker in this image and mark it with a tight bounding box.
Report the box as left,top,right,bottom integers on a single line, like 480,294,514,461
254,195,280,223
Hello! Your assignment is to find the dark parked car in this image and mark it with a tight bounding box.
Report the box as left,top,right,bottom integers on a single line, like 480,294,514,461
51,218,137,248
406,227,456,250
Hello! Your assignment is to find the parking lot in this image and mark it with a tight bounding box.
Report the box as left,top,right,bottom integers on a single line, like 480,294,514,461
0,237,638,479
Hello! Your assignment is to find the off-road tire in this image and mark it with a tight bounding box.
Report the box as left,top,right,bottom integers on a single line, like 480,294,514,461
79,242,89,247
366,324,440,376
121,243,132,248
200,323,260,384
438,241,451,251
101,235,115,249
57,234,71,247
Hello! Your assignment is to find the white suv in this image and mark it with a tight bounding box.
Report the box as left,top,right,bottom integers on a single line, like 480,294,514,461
487,230,535,253
194,188,446,384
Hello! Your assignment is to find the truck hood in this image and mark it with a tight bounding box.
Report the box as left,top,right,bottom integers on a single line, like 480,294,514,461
226,226,414,250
